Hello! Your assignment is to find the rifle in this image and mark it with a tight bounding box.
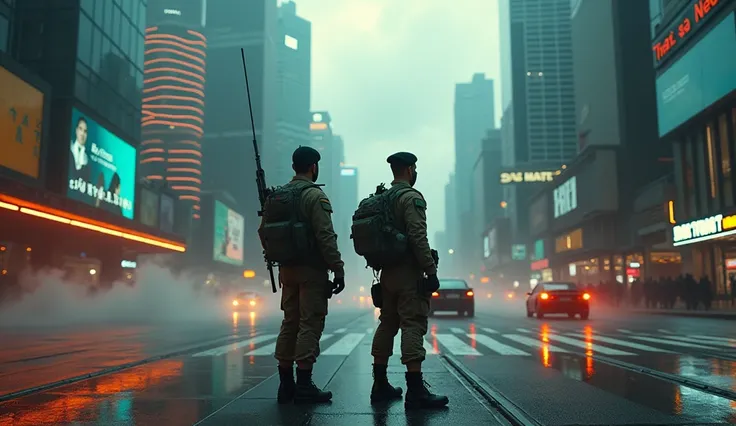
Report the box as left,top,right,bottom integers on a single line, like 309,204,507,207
240,48,277,294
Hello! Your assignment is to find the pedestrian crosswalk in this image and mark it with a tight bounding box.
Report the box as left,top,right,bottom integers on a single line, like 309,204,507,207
190,327,736,359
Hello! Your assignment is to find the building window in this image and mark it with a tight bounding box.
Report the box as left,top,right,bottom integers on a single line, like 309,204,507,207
0,13,8,53
719,113,733,207
706,124,718,200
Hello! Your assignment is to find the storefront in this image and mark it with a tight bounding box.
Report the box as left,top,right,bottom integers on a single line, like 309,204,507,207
655,1,736,297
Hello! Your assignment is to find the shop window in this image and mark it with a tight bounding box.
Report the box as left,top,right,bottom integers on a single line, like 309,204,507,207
719,113,733,207
555,228,583,253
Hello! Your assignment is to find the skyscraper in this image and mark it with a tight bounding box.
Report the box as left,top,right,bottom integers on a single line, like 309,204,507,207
203,0,278,274
309,111,335,195
140,1,207,219
335,165,359,276
273,0,312,185
508,0,577,164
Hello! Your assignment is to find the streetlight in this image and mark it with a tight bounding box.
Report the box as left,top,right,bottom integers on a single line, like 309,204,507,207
448,249,455,255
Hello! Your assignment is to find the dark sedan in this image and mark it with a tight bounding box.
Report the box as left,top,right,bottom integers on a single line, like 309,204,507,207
525,282,590,319
430,278,475,317
232,291,263,312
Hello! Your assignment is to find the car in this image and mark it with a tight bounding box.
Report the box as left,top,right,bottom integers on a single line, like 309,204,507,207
429,278,475,317
525,281,590,319
232,291,263,311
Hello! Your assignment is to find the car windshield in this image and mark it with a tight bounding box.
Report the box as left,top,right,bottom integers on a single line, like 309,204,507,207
237,292,257,299
439,279,468,289
543,283,576,291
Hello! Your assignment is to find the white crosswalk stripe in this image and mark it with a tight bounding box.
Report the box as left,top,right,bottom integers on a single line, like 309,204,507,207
245,334,334,356
469,333,529,356
567,333,674,353
193,334,278,357
688,335,736,343
434,334,481,355
665,336,735,348
657,329,673,334
450,327,466,334
630,335,720,350
322,333,366,355
546,334,634,356
482,328,499,334
334,328,347,334
504,334,569,352
516,328,532,334
617,329,633,334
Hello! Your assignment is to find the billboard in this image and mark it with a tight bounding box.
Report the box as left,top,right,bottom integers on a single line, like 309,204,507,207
553,176,578,218
67,108,136,219
656,12,736,136
140,188,159,228
499,171,556,184
159,194,174,233
0,65,44,178
213,200,244,265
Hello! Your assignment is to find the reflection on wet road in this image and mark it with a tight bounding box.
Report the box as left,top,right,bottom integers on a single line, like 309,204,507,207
2,302,736,424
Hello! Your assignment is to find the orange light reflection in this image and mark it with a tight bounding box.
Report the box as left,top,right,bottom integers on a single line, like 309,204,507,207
249,311,256,327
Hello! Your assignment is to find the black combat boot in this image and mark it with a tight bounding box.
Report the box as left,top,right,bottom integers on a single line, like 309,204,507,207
277,366,296,404
404,371,449,409
370,364,403,404
294,367,333,404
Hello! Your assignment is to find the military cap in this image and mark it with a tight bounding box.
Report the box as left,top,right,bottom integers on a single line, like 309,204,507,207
386,152,417,167
292,146,321,166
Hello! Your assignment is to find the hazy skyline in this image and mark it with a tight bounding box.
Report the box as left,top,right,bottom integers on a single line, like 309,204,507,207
291,0,503,241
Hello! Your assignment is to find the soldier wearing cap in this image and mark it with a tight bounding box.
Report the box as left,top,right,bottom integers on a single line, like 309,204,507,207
369,151,448,409
258,146,346,404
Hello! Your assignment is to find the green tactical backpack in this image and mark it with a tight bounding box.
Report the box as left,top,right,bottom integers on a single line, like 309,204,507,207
259,183,319,265
351,185,417,270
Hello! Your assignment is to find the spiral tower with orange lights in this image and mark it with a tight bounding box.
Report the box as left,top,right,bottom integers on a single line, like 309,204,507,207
140,25,206,219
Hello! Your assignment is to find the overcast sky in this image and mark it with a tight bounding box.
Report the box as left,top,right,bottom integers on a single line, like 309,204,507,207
290,0,503,243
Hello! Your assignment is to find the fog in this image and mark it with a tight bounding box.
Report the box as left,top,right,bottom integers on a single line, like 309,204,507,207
0,262,229,328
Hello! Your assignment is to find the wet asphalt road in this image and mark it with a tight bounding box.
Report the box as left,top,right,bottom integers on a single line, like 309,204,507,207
1,299,735,425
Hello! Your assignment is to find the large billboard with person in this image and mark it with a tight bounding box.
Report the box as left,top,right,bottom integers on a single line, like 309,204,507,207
67,108,136,219
0,65,44,178
213,200,244,266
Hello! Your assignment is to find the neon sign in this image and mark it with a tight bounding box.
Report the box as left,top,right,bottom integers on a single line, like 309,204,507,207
652,0,724,67
672,213,736,246
499,171,556,184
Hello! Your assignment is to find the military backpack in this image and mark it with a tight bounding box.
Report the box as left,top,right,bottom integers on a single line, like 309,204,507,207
258,183,319,265
351,185,418,270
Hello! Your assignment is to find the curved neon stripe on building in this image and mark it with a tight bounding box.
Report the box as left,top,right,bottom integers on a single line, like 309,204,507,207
141,26,206,218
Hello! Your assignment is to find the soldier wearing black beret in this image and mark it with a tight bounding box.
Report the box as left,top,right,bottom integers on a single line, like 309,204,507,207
368,151,448,409
258,145,345,404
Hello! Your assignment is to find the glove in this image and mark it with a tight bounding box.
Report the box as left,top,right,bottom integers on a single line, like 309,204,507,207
425,274,440,293
431,249,439,267
332,276,346,295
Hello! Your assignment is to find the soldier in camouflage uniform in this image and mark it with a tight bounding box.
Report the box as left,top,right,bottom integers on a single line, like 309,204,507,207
370,152,448,409
258,146,346,404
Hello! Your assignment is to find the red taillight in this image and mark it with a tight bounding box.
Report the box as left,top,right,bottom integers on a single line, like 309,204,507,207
466,290,474,297
432,292,439,297
540,292,549,300
582,293,591,300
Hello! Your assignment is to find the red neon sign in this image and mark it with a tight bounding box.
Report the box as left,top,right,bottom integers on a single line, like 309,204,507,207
652,0,722,65
531,259,549,271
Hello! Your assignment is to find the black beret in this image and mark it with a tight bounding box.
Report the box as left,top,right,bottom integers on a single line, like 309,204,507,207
386,152,417,167
292,146,321,166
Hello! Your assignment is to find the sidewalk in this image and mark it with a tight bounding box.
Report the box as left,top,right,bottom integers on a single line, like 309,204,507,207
625,300,736,319
197,335,505,425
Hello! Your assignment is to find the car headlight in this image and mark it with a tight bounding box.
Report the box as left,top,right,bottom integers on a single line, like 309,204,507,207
233,300,239,306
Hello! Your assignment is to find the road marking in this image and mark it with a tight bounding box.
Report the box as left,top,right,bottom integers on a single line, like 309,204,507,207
482,328,499,334
192,334,278,357
516,328,532,334
434,334,482,356
617,329,633,334
450,327,466,334
666,336,735,348
547,334,634,356
630,335,719,349
657,329,673,334
244,334,334,356
504,334,569,352
321,333,365,355
469,334,529,356
334,328,347,334
688,335,736,343
567,333,674,353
